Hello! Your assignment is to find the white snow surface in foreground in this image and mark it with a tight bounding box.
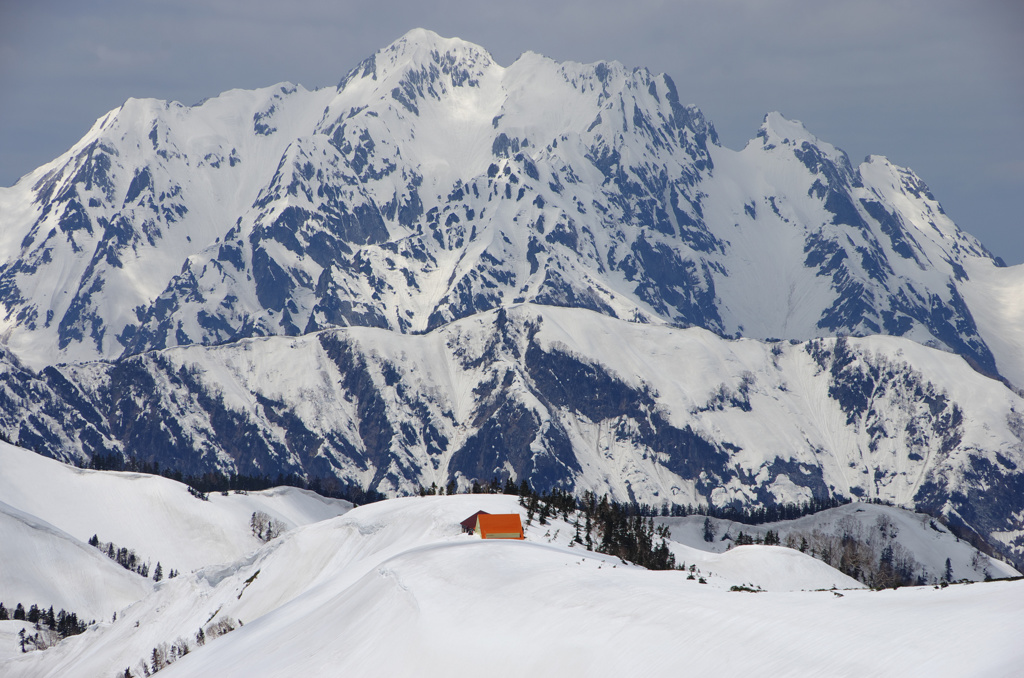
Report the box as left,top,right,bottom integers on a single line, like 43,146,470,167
3,491,1023,677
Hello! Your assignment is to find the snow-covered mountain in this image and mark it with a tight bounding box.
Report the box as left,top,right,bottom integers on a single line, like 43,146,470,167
1,29,1021,386
2,29,1023,568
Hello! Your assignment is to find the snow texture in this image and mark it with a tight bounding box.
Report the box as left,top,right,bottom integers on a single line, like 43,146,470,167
2,490,1022,677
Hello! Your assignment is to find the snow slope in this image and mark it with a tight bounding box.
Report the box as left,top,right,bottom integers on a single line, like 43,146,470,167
3,493,1022,677
0,442,351,573
962,258,1024,388
0,501,152,621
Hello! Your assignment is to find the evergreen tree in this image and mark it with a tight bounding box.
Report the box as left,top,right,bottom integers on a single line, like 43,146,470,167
944,557,954,582
0,603,7,621
703,517,716,543
153,562,163,582
151,645,166,673
14,603,25,620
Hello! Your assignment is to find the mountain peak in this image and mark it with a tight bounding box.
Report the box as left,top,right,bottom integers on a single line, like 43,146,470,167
756,112,821,148
339,29,497,90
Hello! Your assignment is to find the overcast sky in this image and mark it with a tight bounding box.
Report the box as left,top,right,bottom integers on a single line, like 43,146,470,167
2,0,1021,263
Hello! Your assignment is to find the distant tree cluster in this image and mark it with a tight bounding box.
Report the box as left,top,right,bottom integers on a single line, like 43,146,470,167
662,495,850,525
766,514,928,588
1,601,90,652
250,511,285,542
732,529,780,546
569,490,677,570
418,475,521,496
121,617,239,677
88,534,150,577
82,453,384,506
87,534,177,580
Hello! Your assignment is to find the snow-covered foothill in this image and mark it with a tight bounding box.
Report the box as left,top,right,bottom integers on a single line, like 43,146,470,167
663,502,1021,585
0,501,152,621
0,442,351,573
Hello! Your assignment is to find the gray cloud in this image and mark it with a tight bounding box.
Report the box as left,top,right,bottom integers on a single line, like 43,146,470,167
1,0,1020,262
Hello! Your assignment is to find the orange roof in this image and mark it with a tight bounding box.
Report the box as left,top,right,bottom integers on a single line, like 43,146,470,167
475,513,524,539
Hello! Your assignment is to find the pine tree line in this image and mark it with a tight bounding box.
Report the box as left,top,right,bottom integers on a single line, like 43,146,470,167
87,534,177,580
661,494,850,524
82,453,384,506
1,601,91,652
512,485,678,570
732,529,781,546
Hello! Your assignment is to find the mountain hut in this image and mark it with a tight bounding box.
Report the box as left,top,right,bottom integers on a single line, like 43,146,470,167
474,513,525,540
